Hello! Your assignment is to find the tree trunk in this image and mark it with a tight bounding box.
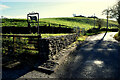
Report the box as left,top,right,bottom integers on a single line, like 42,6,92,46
98,25,101,30
118,28,120,36
118,25,120,36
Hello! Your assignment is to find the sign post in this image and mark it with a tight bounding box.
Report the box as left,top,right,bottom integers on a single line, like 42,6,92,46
27,12,40,35
27,12,41,55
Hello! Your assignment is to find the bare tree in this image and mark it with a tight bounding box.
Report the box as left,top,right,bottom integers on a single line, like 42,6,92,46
102,1,120,35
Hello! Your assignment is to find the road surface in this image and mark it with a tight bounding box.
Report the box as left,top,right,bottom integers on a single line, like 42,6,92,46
18,32,120,79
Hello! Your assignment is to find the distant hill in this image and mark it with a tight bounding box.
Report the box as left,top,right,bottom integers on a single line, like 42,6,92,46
1,17,118,30
41,17,118,30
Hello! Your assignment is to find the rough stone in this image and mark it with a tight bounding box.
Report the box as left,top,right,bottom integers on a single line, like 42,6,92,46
39,33,78,60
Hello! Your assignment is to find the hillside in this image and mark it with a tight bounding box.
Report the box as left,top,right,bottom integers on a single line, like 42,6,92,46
1,17,118,30
41,17,118,30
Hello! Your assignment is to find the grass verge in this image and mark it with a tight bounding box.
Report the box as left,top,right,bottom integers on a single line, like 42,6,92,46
77,36,88,41
114,32,120,41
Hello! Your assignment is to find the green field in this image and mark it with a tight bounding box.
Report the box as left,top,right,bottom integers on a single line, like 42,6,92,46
2,33,71,55
1,17,118,30
2,17,119,56
2,33,70,38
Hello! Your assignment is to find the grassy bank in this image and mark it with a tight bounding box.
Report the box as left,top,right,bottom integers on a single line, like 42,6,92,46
114,32,120,41
1,17,118,31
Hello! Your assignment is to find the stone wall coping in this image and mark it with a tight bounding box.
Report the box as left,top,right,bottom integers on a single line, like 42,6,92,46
41,33,77,40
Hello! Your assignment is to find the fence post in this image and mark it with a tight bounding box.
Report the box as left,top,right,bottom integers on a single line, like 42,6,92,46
49,24,50,27
38,35,40,55
59,24,61,27
13,36,15,54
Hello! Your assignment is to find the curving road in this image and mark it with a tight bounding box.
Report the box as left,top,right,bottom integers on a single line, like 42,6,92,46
51,32,120,79
18,32,120,79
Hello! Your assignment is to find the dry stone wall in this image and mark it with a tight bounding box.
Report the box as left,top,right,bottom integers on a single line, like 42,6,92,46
39,33,78,60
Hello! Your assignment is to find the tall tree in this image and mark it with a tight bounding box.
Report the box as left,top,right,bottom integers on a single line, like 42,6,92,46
102,1,120,35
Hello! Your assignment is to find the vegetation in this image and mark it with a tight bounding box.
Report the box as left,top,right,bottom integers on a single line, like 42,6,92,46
2,36,30,56
2,33,70,56
96,19,104,29
41,17,118,30
2,19,28,27
1,16,119,56
2,33,70,38
102,1,120,36
1,17,118,31
41,33,70,38
114,32,120,41
77,36,87,41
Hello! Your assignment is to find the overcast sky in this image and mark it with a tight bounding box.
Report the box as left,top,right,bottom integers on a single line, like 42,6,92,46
0,0,118,19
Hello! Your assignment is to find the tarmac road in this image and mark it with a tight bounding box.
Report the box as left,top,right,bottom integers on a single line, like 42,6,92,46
51,32,120,79
18,32,120,79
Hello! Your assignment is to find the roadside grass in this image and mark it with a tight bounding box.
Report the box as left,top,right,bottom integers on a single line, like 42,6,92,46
41,33,70,38
114,32,120,41
85,27,116,36
77,36,87,41
85,31,107,36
